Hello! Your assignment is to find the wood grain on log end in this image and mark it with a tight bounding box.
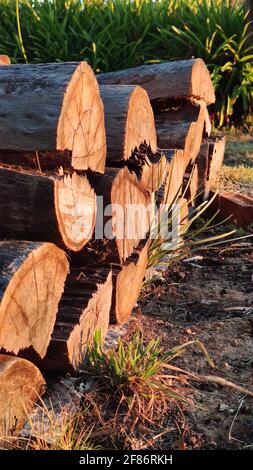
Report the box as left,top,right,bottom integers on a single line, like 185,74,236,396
0,354,45,437
40,268,112,372
110,241,149,324
100,84,157,161
54,172,96,251
0,62,106,173
0,241,69,358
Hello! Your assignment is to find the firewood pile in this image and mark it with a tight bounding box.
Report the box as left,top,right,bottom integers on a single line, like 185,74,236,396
0,58,225,435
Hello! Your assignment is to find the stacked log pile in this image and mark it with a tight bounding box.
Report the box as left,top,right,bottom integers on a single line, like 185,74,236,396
0,58,226,434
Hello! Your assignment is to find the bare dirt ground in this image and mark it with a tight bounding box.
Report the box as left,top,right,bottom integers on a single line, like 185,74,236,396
138,241,253,449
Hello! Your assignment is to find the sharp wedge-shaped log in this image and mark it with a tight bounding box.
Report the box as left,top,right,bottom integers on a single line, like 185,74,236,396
0,62,106,172
0,167,96,251
0,355,45,436
99,85,157,161
97,59,215,105
0,241,68,358
157,149,186,209
155,100,206,165
183,163,199,207
39,268,112,372
110,240,149,324
196,136,226,201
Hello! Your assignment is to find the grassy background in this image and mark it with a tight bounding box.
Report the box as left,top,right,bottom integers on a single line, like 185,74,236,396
0,0,252,125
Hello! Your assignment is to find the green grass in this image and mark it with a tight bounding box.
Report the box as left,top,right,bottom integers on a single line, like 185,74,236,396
0,0,253,125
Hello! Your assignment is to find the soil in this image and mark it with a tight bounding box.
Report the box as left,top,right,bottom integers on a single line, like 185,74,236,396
138,240,253,449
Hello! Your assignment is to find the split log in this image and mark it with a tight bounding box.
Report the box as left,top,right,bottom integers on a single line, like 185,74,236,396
195,141,210,201
100,85,166,192
208,136,226,186
0,355,45,437
0,62,106,172
155,100,206,165
0,55,10,65
0,167,96,251
110,241,149,324
99,85,157,161
208,191,253,228
0,241,68,358
39,268,112,372
183,163,199,207
97,59,215,106
83,166,152,262
157,149,186,209
196,136,226,201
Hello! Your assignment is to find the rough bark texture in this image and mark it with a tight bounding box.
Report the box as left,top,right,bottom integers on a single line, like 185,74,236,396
0,355,45,436
0,167,96,251
0,241,68,358
155,100,206,165
99,85,157,161
97,59,215,105
85,166,152,262
208,136,226,187
110,241,149,324
0,62,106,172
39,268,112,372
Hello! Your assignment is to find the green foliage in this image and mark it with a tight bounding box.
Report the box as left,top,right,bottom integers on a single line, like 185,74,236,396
82,330,214,400
0,0,252,124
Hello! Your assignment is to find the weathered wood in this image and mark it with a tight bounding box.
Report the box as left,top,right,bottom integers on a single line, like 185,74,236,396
155,101,206,165
84,166,152,262
208,136,226,186
110,241,149,324
196,136,226,201
0,62,106,172
195,141,210,201
183,163,199,207
0,167,96,251
97,59,215,105
0,241,68,358
0,355,45,436
39,268,112,372
0,55,10,65
99,85,157,161
157,149,187,209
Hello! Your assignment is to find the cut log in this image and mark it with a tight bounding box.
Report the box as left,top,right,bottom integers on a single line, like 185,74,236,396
110,241,149,324
0,241,68,358
195,141,210,201
39,268,112,372
84,166,152,262
0,55,10,65
127,143,169,193
196,136,226,202
155,100,206,165
97,59,215,106
0,355,45,437
208,136,226,186
99,85,157,161
0,167,96,251
158,149,187,209
183,163,199,207
0,62,106,172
